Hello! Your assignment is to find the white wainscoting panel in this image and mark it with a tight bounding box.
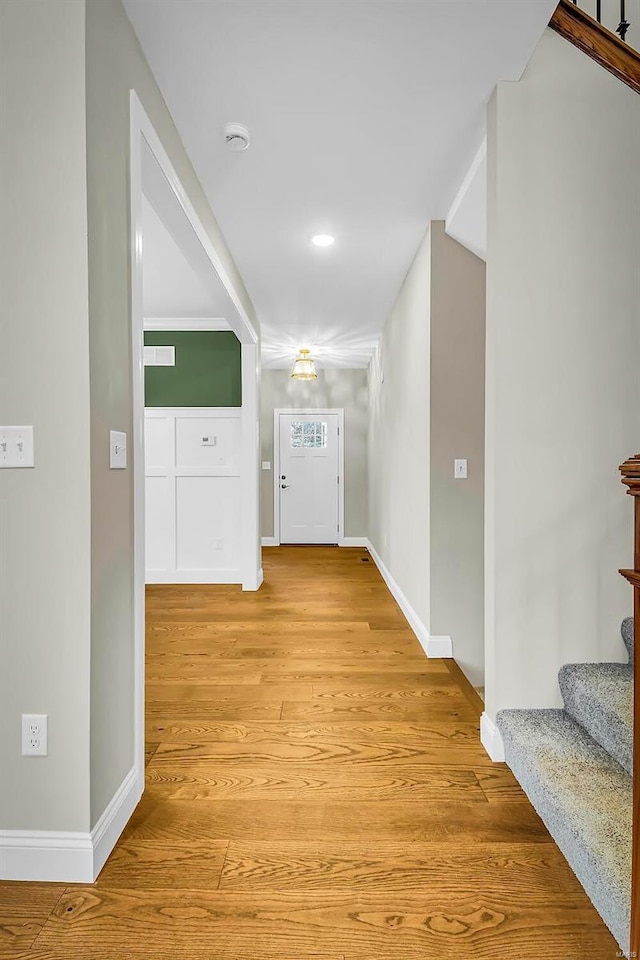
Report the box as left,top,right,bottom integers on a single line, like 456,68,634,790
176,476,240,573
145,408,241,583
176,417,240,472
145,475,174,572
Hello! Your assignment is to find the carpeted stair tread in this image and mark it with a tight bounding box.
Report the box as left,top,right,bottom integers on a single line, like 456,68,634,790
497,708,631,951
622,616,634,664
558,662,633,775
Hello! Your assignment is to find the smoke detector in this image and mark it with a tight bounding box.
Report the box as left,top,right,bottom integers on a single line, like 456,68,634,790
224,122,251,152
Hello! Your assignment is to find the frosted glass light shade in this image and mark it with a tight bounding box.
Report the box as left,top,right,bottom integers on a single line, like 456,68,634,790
291,349,318,380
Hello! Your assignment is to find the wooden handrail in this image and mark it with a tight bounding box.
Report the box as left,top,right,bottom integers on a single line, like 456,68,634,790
619,453,640,958
550,0,640,95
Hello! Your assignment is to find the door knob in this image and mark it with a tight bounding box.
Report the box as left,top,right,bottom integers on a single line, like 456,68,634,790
281,483,290,489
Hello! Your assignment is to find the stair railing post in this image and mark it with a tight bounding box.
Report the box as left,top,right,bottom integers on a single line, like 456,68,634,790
619,454,640,958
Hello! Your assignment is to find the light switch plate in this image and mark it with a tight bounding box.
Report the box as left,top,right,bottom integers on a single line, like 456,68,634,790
261,461,271,471
454,458,468,479
110,430,127,469
201,435,216,446
0,426,35,468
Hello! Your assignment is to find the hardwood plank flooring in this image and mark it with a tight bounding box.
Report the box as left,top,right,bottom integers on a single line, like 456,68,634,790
145,763,488,802
3,546,618,958
218,840,592,895
0,886,65,960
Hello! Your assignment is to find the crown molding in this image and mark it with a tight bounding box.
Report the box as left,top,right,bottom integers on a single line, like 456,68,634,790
144,317,230,331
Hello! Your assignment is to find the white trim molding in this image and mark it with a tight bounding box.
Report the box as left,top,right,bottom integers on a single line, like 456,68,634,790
426,635,454,657
445,136,487,261
241,343,262,591
144,317,230,331
480,712,505,762
92,767,141,878
262,535,368,548
147,570,241,585
366,541,453,659
0,767,140,883
130,92,262,806
242,566,264,592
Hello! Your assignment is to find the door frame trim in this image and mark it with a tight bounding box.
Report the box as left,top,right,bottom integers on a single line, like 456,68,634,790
130,91,261,799
273,408,345,546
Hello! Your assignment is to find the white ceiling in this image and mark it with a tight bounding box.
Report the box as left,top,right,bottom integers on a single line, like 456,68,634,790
142,195,230,321
126,0,556,367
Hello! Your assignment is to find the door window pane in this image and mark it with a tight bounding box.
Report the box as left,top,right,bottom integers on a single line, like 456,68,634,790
290,421,327,449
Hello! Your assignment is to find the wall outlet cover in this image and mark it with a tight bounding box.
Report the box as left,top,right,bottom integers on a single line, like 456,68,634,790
21,714,48,756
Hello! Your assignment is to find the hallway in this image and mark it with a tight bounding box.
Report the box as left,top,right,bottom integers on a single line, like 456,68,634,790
4,548,616,958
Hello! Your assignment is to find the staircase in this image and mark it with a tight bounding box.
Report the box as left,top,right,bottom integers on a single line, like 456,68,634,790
497,617,633,952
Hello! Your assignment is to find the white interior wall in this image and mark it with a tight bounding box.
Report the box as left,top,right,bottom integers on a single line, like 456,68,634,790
368,229,432,633
368,222,486,674
485,28,640,726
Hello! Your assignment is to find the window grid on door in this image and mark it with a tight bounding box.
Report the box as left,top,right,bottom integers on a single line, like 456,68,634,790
290,420,328,449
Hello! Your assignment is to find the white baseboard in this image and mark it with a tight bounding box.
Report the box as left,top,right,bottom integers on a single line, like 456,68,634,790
242,567,264,591
425,635,453,657
0,766,140,883
261,536,369,548
480,712,505,762
146,569,240,584
0,830,94,883
92,766,141,878
365,540,452,659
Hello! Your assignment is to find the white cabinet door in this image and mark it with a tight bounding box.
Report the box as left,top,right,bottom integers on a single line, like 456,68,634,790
278,413,339,544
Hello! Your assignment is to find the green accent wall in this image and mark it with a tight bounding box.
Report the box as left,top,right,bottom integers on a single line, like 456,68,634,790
144,331,242,407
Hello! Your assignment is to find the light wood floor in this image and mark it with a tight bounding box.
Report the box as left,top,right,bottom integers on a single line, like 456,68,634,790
2,547,617,958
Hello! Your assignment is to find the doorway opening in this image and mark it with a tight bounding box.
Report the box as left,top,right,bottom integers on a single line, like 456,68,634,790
129,92,261,793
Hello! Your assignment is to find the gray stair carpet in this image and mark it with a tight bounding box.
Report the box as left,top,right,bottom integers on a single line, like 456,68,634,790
559,662,633,775
622,616,634,664
497,708,631,951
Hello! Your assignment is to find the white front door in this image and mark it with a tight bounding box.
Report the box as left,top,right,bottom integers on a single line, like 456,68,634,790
278,413,340,544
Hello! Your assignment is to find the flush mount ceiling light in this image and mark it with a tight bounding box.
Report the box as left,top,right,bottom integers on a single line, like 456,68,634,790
224,122,251,151
290,349,318,380
311,234,335,248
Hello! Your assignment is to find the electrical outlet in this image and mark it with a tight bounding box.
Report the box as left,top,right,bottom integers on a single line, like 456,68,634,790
22,714,48,756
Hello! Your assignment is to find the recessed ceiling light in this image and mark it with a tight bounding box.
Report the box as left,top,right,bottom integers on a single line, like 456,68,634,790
311,234,335,248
